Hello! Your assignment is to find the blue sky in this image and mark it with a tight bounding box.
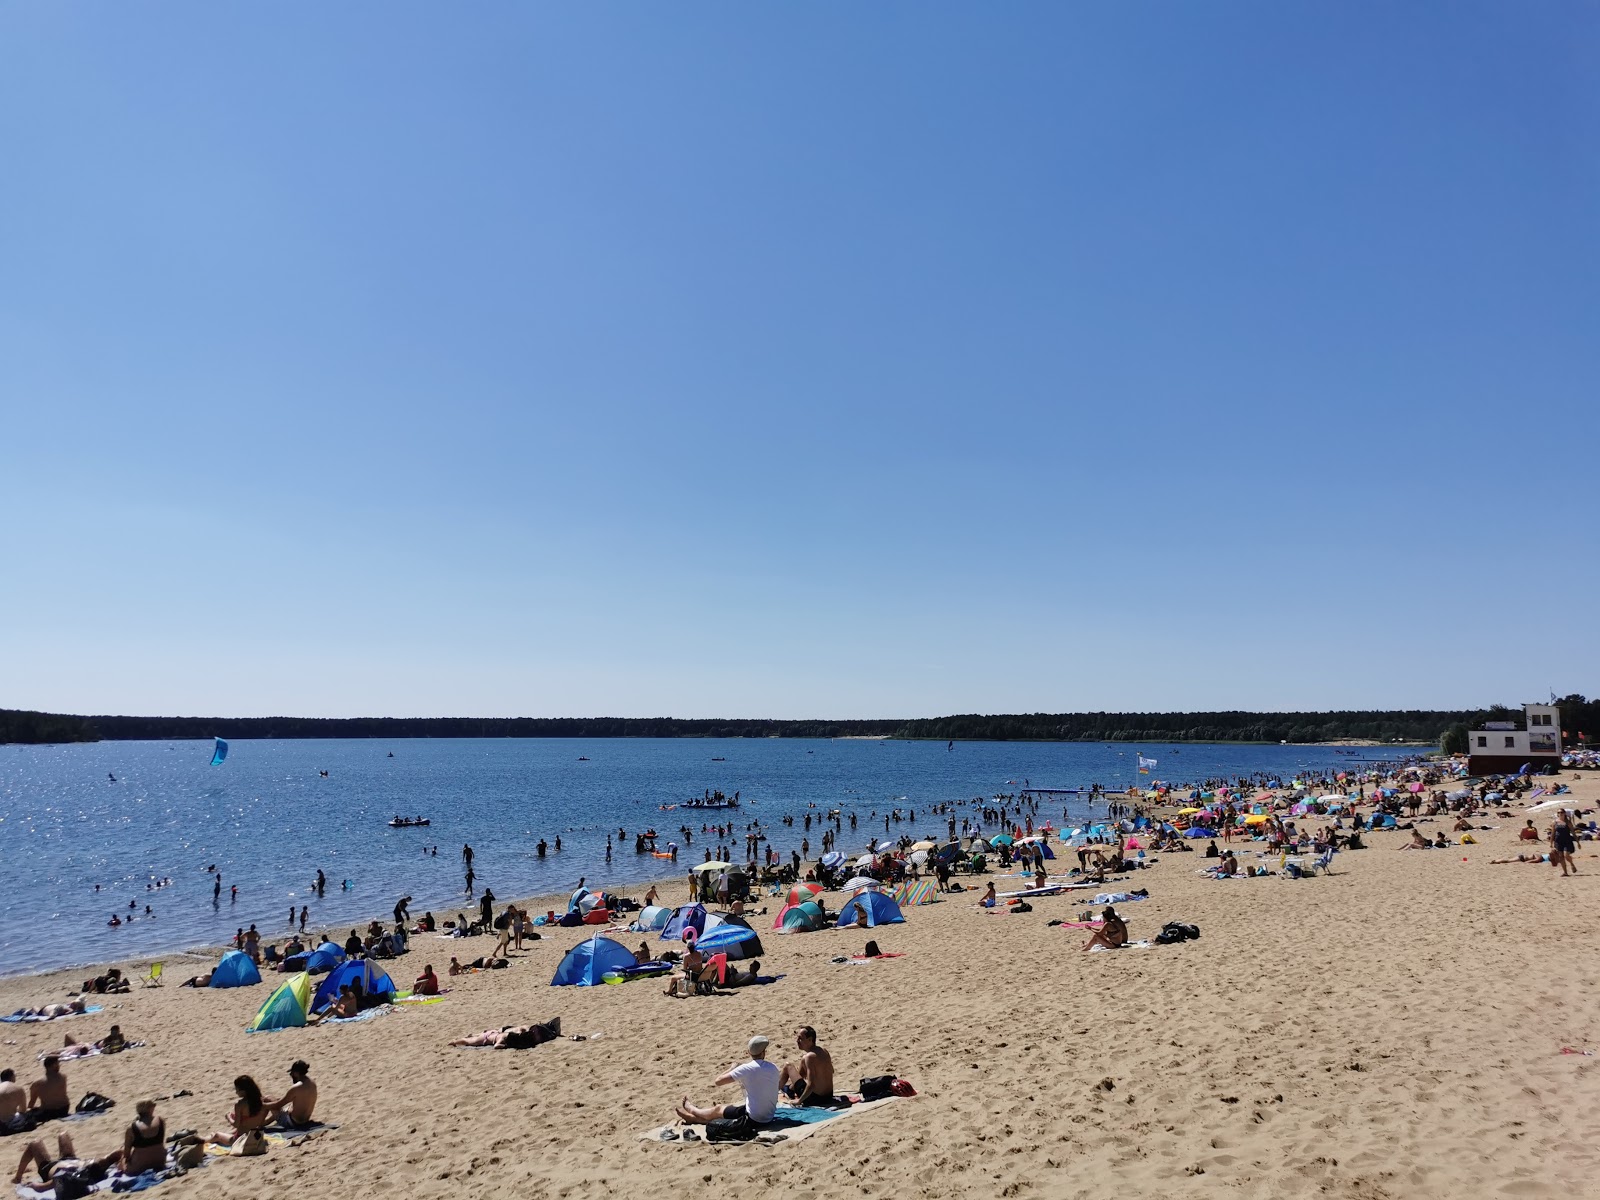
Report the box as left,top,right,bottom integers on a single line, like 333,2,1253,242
3,4,1596,719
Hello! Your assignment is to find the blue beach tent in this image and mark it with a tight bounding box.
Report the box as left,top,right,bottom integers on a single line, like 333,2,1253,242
660,903,708,942
210,950,262,988
304,943,345,975
834,890,905,929
311,959,396,1013
551,935,637,986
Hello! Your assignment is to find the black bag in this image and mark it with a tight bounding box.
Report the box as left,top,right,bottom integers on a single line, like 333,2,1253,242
705,1114,757,1142
860,1075,895,1102
75,1092,115,1114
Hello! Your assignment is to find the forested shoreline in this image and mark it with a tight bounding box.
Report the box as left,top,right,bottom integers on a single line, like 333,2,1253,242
5,700,1595,746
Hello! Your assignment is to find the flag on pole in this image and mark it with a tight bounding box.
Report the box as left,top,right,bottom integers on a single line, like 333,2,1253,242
1138,755,1158,770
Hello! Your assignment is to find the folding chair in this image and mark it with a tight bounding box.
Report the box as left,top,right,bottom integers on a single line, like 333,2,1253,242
141,962,164,987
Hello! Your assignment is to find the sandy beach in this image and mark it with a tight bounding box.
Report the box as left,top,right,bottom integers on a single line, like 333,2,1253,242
5,773,1599,1200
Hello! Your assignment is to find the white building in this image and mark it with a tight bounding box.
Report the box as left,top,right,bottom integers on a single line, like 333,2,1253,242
1467,703,1561,775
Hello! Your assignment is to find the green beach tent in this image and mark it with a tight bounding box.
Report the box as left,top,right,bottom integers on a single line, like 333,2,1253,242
246,971,312,1033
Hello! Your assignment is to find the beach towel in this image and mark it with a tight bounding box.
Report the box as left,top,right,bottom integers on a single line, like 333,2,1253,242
322,1004,394,1025
640,1096,902,1147
843,953,905,965
2,1006,102,1024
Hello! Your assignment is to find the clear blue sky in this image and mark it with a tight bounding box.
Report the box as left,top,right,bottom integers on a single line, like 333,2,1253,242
3,4,1596,719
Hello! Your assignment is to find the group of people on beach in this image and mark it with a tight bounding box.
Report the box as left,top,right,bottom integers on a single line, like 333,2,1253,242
4,1053,318,1189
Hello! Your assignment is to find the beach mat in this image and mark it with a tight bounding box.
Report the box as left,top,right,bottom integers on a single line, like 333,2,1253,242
641,1096,901,1147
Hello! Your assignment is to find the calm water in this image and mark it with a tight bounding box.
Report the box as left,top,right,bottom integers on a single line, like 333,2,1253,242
0,737,1394,975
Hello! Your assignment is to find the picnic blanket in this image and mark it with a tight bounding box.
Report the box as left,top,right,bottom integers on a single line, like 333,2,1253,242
2,1006,103,1024
641,1096,902,1147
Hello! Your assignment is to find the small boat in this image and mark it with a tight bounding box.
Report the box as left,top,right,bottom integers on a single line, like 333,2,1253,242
681,797,738,810
711,757,726,762
577,756,590,761
389,818,431,828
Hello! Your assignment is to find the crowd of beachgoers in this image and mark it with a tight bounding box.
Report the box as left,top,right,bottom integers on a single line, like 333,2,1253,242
4,748,1594,1194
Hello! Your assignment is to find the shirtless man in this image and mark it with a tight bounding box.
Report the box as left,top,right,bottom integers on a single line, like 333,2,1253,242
28,1057,69,1123
0,1070,29,1133
778,1026,836,1107
264,1060,318,1129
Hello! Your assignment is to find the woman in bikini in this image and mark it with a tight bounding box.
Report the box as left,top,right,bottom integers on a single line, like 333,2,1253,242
208,1076,267,1146
122,1100,166,1174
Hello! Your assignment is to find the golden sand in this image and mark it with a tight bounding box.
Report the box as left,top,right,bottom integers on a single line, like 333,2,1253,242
4,774,1598,1199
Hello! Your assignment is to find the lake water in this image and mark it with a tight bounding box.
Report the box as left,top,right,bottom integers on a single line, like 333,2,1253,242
0,737,1397,976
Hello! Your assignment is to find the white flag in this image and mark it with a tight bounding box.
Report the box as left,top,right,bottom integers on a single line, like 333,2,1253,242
1138,755,1158,769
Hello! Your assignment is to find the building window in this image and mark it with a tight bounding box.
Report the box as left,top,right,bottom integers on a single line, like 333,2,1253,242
1505,736,1516,748
1477,736,1487,748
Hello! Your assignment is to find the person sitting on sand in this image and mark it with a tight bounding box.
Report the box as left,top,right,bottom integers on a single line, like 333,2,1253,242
122,1099,166,1174
208,1076,267,1146
674,1035,780,1131
27,1057,69,1123
1520,821,1540,842
264,1060,318,1129
10,1132,120,1190
1082,907,1129,952
778,1026,836,1107
96,1025,127,1055
634,942,653,966
1453,816,1474,832
414,965,440,996
309,986,358,1024
979,881,997,909
447,957,465,977
0,1069,29,1133
855,906,870,929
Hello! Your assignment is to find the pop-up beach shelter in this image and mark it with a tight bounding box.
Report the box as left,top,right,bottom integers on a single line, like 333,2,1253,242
246,972,312,1033
636,905,671,931
660,903,708,942
551,935,636,986
312,959,396,1013
894,879,938,907
304,943,345,975
780,901,826,932
696,917,764,960
835,890,905,929
210,950,262,988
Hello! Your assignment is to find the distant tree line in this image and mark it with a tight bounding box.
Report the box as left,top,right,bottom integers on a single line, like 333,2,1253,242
2,697,1594,746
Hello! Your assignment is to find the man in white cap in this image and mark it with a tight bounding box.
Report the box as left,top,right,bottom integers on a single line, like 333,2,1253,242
674,1035,780,1129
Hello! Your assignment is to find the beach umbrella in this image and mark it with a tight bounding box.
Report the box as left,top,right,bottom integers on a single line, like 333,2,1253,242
783,883,823,907
691,861,732,872
821,851,846,869
854,854,876,868
911,840,937,851
909,850,929,865
841,876,881,891
874,839,897,852
989,833,1014,847
1244,814,1269,825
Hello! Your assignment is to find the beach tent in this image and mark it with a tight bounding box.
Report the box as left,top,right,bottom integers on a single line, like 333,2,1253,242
835,890,905,929
696,919,764,960
246,972,312,1033
551,935,636,987
660,903,708,942
210,950,262,989
781,901,826,933
636,905,672,931
311,958,396,1013
894,879,938,907
304,943,345,975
